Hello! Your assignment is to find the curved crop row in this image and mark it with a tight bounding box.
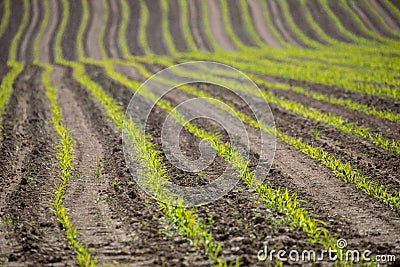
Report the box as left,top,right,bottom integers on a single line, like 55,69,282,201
110,13,355,265
339,0,393,44
69,1,230,265
41,63,97,267
4,0,397,265
177,59,400,153
0,0,10,38
116,0,400,212
0,0,28,135
279,0,322,48
33,1,97,265
187,46,400,100
190,55,400,123
162,63,400,212
171,1,400,107
104,58,353,266
67,60,228,266
362,0,400,39
198,2,397,93
184,53,400,123
179,0,199,52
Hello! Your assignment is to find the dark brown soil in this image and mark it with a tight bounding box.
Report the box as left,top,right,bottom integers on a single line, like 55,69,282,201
188,0,213,51
287,0,329,45
352,0,398,39
306,0,353,43
266,0,306,47
0,66,75,266
377,0,400,28
125,0,145,56
227,0,258,47
1,0,400,266
260,73,400,114
0,0,22,64
168,0,188,52
61,0,82,61
328,0,374,40
85,62,400,262
145,0,169,55
82,64,331,266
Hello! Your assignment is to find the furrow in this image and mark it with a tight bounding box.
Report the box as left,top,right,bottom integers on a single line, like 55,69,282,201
51,65,133,266
246,0,282,48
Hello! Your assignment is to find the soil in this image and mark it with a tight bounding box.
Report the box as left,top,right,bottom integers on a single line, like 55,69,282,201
227,0,258,47
267,0,305,47
206,0,236,51
0,66,76,266
246,0,282,48
168,0,187,52
286,0,329,45
125,1,144,56
0,0,22,64
305,0,353,43
145,0,169,55
0,0,399,266
187,0,213,51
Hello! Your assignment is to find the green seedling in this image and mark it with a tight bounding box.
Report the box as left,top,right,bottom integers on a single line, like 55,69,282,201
196,170,205,177
94,155,106,179
25,161,39,186
310,128,321,141
0,215,13,226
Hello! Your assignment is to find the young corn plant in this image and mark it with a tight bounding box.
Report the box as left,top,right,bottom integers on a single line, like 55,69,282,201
33,2,97,265
41,64,97,267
